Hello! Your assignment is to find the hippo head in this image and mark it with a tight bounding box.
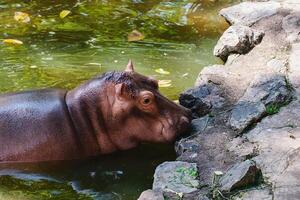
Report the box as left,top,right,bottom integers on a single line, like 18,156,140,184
104,61,191,146
67,61,192,153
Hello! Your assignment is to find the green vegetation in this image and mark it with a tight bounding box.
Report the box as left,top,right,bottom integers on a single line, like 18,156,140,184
176,166,198,178
266,103,281,115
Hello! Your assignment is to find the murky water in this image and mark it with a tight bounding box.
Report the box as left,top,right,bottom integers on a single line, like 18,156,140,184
0,0,239,199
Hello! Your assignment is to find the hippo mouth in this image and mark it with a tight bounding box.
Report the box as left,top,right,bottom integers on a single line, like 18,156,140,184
161,126,175,142
160,116,190,142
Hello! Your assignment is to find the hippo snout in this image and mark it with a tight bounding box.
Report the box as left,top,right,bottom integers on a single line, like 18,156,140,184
177,110,192,134
180,116,190,128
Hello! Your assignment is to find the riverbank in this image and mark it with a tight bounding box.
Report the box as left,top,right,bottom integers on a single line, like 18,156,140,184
139,1,300,199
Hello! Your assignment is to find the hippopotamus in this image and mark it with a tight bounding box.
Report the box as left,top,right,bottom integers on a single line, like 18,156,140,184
0,61,191,163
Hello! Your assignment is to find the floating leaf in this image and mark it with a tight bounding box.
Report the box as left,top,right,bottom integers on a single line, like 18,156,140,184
59,10,71,19
14,12,30,23
173,100,179,104
158,80,172,87
155,68,170,75
182,73,189,77
128,30,145,42
3,39,23,45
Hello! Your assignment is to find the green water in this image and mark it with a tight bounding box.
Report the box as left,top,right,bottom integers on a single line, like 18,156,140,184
0,0,239,199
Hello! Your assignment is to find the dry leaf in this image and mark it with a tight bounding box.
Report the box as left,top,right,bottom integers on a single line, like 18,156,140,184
59,10,71,19
3,39,23,45
128,30,145,42
155,68,170,75
14,12,30,23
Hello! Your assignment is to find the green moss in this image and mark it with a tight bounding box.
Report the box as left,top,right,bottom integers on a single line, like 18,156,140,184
175,166,198,178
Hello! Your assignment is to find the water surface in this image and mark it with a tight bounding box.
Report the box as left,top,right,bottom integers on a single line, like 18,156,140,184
0,0,239,199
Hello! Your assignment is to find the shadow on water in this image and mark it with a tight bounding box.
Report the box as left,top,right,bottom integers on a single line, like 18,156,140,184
0,0,241,199
0,144,176,199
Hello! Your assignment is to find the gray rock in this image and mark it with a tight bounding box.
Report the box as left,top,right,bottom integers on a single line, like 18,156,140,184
226,54,240,66
214,25,264,61
220,2,281,26
195,64,243,103
179,83,226,117
289,43,300,91
267,59,286,73
282,13,300,43
231,100,300,200
219,160,262,193
138,190,164,200
229,74,292,132
153,161,200,195
281,0,300,13
177,129,240,187
176,136,200,156
190,115,211,133
229,101,266,132
241,74,291,105
232,188,272,200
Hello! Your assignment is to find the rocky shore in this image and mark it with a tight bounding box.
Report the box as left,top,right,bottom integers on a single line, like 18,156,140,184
139,1,300,199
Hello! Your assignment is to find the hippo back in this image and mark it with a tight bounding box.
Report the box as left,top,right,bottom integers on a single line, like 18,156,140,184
0,89,82,162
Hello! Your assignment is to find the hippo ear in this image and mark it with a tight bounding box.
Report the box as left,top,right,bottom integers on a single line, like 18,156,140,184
125,60,134,72
115,83,127,100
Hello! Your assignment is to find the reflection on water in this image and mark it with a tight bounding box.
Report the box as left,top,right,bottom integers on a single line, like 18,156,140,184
0,144,176,199
0,0,239,199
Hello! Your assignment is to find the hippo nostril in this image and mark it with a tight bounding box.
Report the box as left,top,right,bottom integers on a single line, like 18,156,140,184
180,116,190,126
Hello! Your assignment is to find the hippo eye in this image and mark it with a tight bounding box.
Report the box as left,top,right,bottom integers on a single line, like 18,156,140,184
139,91,154,107
143,97,151,105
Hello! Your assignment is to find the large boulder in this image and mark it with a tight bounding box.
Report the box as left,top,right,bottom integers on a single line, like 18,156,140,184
138,190,164,200
219,160,262,193
214,25,264,61
152,161,200,197
229,74,292,133
220,2,281,26
179,82,226,118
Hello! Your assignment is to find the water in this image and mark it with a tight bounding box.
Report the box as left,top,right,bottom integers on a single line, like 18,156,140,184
0,0,239,199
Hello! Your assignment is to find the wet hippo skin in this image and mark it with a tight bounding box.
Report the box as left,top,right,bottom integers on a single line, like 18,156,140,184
0,61,191,163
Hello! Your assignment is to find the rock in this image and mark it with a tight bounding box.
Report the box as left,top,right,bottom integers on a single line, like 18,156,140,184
230,99,300,200
176,136,200,156
241,74,291,106
229,74,292,132
267,59,286,73
179,83,226,117
289,43,300,91
232,188,272,200
282,13,300,43
195,64,243,103
190,115,211,134
144,1,300,199
229,101,266,133
220,2,281,26
226,54,240,66
219,160,262,193
214,25,264,61
176,129,240,187
153,161,200,195
138,190,164,200
281,0,300,12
